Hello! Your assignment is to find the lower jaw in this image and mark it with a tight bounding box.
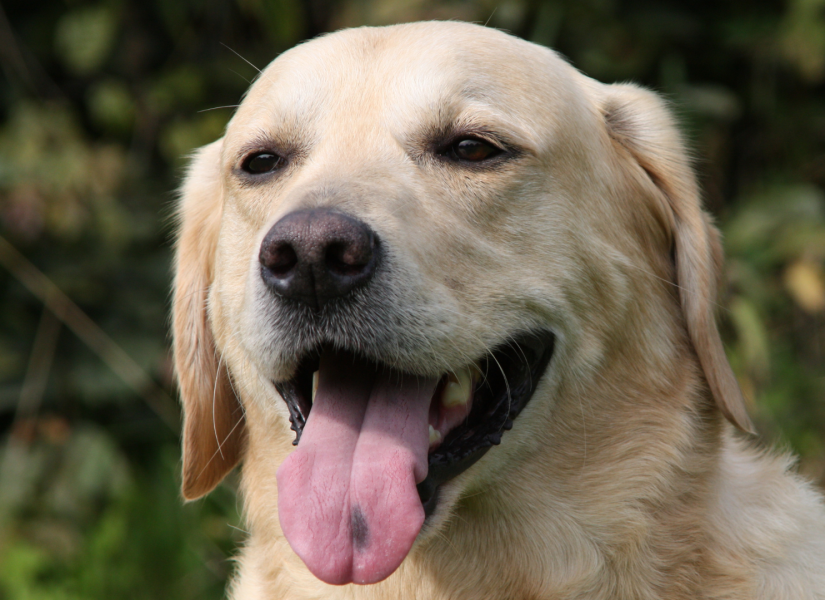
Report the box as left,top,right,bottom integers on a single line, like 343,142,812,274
417,452,488,518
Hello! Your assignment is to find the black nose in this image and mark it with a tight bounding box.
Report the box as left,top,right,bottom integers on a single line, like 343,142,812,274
259,209,379,309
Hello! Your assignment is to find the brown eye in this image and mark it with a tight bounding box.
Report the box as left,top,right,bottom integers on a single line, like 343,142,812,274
242,152,284,174
450,138,501,162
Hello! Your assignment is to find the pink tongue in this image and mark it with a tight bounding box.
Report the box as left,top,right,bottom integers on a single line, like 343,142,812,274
276,352,438,585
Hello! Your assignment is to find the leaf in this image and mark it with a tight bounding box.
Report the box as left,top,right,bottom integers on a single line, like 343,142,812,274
780,0,825,82
86,80,135,134
54,7,118,76
728,296,771,378
784,259,825,313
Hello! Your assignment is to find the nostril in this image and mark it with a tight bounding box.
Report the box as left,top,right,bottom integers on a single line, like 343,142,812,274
261,242,298,277
325,237,375,277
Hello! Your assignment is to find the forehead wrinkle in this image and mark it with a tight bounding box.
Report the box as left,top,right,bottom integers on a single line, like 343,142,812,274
226,65,332,157
388,87,541,154
226,102,316,159
452,103,541,151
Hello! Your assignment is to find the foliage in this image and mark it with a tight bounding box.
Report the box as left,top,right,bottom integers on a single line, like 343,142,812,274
0,0,823,596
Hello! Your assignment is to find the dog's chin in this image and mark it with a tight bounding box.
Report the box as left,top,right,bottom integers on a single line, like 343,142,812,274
273,330,555,518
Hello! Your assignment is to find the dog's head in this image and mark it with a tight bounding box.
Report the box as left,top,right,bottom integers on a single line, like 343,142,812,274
172,22,751,586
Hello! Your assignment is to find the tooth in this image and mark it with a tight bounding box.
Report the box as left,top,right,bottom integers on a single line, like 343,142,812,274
312,371,319,403
429,425,442,446
441,367,473,408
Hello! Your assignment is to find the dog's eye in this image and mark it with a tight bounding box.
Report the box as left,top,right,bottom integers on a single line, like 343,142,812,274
242,152,284,174
449,138,502,162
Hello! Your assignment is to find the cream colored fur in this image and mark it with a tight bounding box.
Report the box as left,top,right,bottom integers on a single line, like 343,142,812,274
172,22,825,599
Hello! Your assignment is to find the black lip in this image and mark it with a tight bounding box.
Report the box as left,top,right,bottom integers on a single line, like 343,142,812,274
273,330,555,517
418,331,555,517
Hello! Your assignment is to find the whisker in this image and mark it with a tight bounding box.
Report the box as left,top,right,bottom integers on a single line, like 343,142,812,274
487,349,512,433
578,384,588,468
198,105,240,113
212,353,226,460
484,7,498,27
620,260,731,315
433,527,460,554
228,68,252,84
221,43,262,73
227,523,250,535
196,401,247,482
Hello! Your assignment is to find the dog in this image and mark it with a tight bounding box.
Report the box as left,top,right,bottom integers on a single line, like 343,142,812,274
172,21,825,599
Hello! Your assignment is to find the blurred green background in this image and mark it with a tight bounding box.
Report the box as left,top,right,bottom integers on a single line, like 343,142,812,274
0,0,823,597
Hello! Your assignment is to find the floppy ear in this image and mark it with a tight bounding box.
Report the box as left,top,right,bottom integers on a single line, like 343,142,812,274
173,140,247,500
601,83,754,434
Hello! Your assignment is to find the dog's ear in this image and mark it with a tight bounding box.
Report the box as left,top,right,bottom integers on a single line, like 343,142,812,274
173,140,247,500
601,83,754,433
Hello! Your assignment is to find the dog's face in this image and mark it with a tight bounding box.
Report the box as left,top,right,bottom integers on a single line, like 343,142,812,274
173,22,751,588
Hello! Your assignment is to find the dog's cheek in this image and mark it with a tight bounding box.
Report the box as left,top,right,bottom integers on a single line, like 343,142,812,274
210,209,277,365
210,290,295,438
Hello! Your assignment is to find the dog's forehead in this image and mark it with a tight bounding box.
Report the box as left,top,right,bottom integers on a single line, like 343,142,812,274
225,22,584,147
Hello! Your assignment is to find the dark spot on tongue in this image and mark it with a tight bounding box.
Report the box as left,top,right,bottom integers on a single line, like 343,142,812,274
351,505,369,551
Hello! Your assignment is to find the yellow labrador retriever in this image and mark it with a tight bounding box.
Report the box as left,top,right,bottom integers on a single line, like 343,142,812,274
172,21,825,599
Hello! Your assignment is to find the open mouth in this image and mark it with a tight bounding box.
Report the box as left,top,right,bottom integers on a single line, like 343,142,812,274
273,330,554,584
274,330,555,515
